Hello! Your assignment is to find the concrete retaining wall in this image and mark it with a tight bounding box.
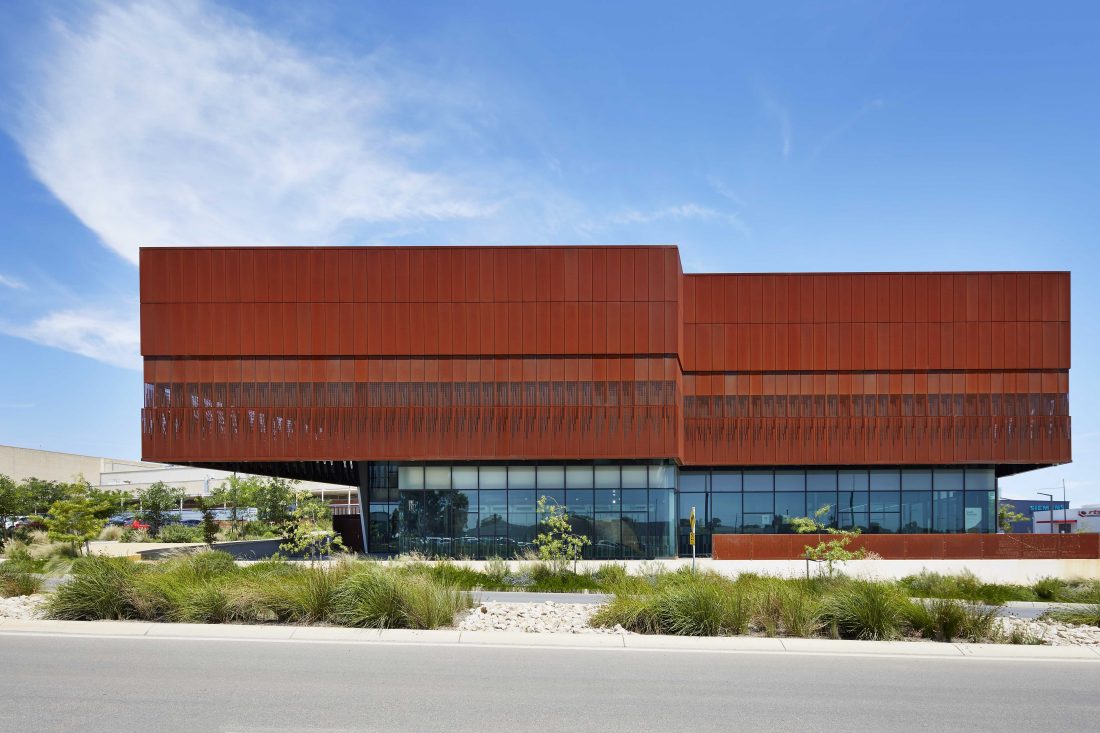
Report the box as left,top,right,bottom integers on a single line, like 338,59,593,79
372,557,1100,583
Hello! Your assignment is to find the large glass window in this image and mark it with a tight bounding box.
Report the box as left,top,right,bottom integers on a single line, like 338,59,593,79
710,493,741,533
933,490,965,533
870,470,900,491
965,491,996,533
743,471,773,491
679,472,707,491
742,492,774,534
775,471,804,491
711,471,742,492
621,466,648,488
900,491,932,533
678,492,708,554
594,466,621,488
375,463,997,559
566,466,593,488
774,492,806,533
424,466,450,490
508,466,536,489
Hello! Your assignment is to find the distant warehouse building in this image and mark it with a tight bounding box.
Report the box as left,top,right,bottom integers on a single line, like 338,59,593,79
998,497,1071,534
138,246,1071,557
0,443,354,505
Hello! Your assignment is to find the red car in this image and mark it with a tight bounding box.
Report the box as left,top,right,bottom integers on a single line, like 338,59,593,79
129,519,151,531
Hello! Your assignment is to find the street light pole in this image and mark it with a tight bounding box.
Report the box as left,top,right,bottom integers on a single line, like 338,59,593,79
1062,479,1068,530
1038,492,1054,534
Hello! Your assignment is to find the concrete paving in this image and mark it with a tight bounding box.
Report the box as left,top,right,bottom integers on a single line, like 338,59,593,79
2,617,1098,660
1,632,1098,732
472,590,610,604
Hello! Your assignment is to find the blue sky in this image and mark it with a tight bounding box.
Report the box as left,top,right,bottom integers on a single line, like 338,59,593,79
0,1,1096,503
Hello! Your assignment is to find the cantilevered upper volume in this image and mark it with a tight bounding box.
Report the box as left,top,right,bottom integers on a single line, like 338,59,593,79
139,245,1069,474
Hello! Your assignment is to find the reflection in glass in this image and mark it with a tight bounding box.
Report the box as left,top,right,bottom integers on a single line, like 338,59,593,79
900,491,932,533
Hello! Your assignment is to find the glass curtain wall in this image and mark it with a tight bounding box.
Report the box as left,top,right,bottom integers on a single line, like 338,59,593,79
678,467,997,555
362,462,677,559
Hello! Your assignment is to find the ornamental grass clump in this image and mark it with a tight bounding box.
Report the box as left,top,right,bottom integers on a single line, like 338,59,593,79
819,580,909,640
46,555,142,620
1045,603,1100,628
331,566,470,629
593,571,752,636
0,564,43,597
904,598,998,642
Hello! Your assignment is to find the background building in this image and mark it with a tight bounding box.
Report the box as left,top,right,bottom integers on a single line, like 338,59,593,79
138,245,1071,557
0,443,355,506
998,496,1070,534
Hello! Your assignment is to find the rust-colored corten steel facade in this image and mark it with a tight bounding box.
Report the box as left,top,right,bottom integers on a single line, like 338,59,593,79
140,245,1070,472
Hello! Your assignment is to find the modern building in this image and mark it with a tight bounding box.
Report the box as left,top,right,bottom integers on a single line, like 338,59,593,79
1030,504,1100,534
139,246,1071,557
997,496,1071,534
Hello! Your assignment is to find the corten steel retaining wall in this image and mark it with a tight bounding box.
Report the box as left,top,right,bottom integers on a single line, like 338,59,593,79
139,246,1070,471
712,532,1100,560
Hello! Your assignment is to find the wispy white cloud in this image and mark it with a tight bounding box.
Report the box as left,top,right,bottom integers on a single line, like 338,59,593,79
0,273,27,290
759,89,792,158
706,176,747,208
603,202,750,238
1,307,141,371
12,0,494,266
809,97,885,161
606,203,726,225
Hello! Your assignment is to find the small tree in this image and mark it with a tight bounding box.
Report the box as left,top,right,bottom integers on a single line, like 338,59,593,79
0,473,30,549
135,481,186,538
196,498,219,546
793,504,870,578
534,495,591,574
253,476,298,525
998,502,1028,533
209,474,262,534
43,483,119,555
20,477,71,515
280,491,345,563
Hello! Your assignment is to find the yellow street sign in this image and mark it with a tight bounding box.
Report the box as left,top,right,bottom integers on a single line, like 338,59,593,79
689,506,696,546
688,532,695,546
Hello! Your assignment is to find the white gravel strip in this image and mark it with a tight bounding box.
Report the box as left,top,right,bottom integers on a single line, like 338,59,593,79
0,594,48,620
458,601,629,635
995,616,1100,646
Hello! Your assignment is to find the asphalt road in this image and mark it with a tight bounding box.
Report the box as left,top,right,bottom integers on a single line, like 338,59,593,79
1,634,1097,732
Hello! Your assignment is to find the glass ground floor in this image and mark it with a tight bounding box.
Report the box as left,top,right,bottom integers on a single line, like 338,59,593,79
356,462,998,559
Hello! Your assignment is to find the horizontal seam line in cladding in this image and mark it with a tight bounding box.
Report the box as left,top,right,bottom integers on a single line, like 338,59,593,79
141,354,684,360
139,244,683,251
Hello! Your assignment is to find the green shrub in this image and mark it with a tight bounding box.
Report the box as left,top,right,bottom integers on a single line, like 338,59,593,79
819,581,909,640
1033,577,1066,601
899,570,1033,604
158,524,204,543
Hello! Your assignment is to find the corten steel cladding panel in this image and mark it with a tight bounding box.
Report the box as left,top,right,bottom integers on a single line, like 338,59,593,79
139,246,1070,469
140,246,684,463
711,533,1099,560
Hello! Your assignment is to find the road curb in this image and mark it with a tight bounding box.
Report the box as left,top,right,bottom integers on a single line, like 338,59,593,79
2,617,1098,660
